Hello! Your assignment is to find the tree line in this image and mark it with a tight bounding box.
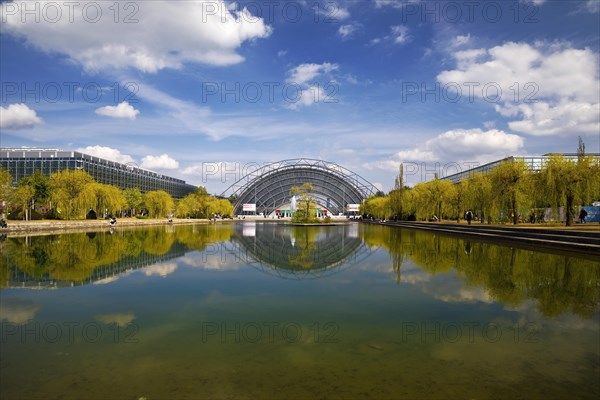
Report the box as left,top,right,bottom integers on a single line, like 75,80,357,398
361,151,600,226
0,167,233,220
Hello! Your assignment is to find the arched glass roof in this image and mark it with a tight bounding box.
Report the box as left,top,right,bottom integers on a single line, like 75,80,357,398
220,159,378,215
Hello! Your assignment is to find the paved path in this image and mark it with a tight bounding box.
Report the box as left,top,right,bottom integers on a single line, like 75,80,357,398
0,218,226,234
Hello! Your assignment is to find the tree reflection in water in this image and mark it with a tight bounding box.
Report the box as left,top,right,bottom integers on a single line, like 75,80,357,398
0,225,233,287
1,223,598,318
361,224,600,318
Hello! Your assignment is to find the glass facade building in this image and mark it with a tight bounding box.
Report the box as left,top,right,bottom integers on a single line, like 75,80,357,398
440,153,600,184
1,148,196,199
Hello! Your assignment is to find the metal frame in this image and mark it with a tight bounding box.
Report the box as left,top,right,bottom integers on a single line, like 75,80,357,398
220,159,378,215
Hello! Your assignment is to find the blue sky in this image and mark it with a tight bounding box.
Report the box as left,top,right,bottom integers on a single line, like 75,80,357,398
1,0,599,193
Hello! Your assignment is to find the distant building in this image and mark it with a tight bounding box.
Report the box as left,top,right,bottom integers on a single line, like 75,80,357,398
440,153,600,184
0,148,196,199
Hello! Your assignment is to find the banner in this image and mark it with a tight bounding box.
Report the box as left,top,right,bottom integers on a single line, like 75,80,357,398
242,204,256,212
347,204,360,212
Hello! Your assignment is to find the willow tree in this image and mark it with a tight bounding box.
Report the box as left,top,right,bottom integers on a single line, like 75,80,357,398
540,154,598,226
93,183,125,217
50,169,95,219
361,195,391,219
176,193,202,218
450,179,468,222
489,159,531,224
412,179,456,221
0,167,13,205
463,172,493,223
144,190,175,218
123,187,143,217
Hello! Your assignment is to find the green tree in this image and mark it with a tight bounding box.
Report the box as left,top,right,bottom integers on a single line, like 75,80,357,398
361,196,391,219
540,153,599,226
144,190,174,218
0,167,14,217
50,169,95,219
290,183,318,222
412,179,456,221
389,163,405,219
464,172,493,223
11,185,35,220
19,170,50,208
489,159,531,224
123,187,143,217
175,193,201,218
93,183,125,217
450,180,468,222
216,198,234,217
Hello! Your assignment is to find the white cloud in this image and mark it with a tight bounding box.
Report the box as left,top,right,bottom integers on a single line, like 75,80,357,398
284,63,340,109
76,145,136,164
397,129,524,161
95,101,140,120
335,7,351,20
584,0,600,13
180,254,241,270
437,42,600,136
374,0,406,8
287,63,339,84
363,129,524,176
451,34,471,47
96,312,136,327
391,25,411,45
287,85,337,110
277,50,288,57
0,103,43,129
143,262,178,277
0,299,39,325
0,0,272,73
141,154,180,170
499,101,600,136
338,24,359,39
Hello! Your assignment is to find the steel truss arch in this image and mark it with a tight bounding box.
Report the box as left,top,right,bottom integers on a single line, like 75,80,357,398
220,159,378,215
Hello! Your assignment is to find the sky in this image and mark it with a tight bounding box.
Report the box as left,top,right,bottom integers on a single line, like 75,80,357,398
1,0,599,194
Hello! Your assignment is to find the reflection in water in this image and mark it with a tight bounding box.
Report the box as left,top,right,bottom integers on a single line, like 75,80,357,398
1,222,598,318
0,223,599,399
361,224,600,318
0,225,232,288
232,223,372,279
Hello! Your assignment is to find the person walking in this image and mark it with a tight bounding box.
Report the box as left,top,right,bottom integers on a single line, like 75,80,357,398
579,209,588,224
465,209,473,225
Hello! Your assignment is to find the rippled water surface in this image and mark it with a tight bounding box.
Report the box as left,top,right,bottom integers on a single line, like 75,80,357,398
1,222,599,399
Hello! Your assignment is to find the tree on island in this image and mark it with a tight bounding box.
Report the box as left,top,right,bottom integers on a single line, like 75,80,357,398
290,183,319,223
